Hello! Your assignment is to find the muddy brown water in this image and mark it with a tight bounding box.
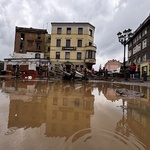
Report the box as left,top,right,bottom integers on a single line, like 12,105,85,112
0,79,150,150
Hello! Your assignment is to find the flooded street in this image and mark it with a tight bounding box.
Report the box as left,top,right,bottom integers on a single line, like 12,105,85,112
0,79,150,150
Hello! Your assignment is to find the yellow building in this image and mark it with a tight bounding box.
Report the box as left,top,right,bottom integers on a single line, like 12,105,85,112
50,22,96,72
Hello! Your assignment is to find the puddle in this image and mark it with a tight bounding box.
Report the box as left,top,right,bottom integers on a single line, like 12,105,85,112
0,79,150,150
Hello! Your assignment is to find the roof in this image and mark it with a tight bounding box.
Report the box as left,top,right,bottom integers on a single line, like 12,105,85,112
129,14,150,39
51,22,95,29
16,26,48,34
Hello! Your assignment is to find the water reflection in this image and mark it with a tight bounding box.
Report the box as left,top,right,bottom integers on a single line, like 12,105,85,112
96,82,150,149
1,79,150,150
2,80,94,142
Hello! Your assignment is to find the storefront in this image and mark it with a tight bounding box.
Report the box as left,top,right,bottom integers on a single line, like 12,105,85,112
140,60,150,76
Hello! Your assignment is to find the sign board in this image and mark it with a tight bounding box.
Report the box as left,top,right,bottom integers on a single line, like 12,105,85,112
62,47,76,50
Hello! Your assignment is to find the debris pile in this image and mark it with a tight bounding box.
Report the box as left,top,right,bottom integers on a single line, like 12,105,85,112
116,88,145,98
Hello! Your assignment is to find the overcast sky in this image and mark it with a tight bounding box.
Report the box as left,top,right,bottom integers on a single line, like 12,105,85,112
0,0,150,69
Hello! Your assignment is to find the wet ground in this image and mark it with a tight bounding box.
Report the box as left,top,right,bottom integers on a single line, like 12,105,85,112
0,78,150,150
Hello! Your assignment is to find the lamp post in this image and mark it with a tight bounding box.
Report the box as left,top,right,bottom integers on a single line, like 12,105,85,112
117,29,133,72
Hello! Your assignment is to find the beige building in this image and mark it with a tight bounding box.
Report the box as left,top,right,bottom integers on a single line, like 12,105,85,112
50,22,97,73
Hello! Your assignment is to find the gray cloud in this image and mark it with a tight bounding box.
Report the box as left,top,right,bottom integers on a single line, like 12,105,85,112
0,0,149,69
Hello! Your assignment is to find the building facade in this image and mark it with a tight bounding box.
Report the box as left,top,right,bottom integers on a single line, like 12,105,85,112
128,15,150,76
50,22,96,73
4,27,50,77
14,26,47,54
4,23,97,77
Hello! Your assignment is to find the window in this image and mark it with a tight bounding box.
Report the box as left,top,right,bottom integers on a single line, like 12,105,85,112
66,39,71,47
56,52,60,59
37,34,41,39
137,33,141,40
75,99,80,107
47,36,51,42
89,29,92,36
86,51,95,59
137,43,141,52
128,41,132,47
83,101,93,110
77,39,82,47
78,28,83,34
137,57,141,64
65,52,70,59
128,50,132,57
52,110,57,119
142,54,146,62
77,52,82,60
57,28,62,34
20,42,24,53
89,42,92,46
63,98,68,106
36,43,41,50
67,28,71,34
21,34,25,41
133,38,136,44
133,46,136,55
56,39,61,47
47,46,50,52
35,53,40,58
142,39,147,49
142,28,147,36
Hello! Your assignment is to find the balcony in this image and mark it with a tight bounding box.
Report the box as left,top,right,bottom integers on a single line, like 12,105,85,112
85,44,97,51
84,59,96,64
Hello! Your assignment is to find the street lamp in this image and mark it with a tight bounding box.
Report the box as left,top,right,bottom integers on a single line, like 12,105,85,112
117,28,133,72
